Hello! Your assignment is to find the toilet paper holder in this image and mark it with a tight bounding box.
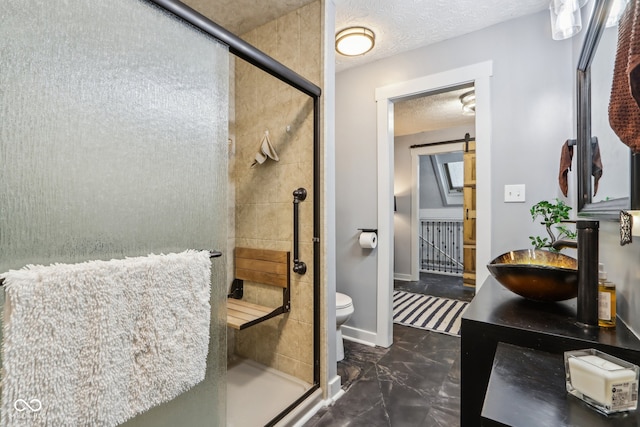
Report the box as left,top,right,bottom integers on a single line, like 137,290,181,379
358,229,378,250
358,228,377,233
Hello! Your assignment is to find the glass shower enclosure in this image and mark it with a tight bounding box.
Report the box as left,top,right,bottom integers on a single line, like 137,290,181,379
1,0,321,425
1,0,228,425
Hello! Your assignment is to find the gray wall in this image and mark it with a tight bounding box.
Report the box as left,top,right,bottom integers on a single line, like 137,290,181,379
420,156,445,209
336,10,576,339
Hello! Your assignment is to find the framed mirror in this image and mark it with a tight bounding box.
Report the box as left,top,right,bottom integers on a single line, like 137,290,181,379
577,0,640,219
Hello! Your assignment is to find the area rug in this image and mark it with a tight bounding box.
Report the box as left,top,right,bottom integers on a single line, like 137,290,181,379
393,291,468,337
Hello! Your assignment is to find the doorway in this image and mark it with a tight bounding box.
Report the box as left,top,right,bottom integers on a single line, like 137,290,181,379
374,62,493,347
393,85,474,284
396,141,475,305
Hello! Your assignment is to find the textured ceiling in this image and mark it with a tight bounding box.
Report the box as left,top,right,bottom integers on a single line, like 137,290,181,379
183,0,551,135
334,0,551,72
183,0,551,68
394,86,475,136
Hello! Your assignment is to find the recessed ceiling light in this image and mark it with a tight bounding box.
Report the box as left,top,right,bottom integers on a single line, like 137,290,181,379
460,91,476,115
335,27,375,56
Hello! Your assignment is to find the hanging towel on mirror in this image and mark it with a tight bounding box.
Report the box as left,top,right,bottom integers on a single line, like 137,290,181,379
592,137,603,196
251,130,279,167
609,0,640,153
557,138,603,196
0,250,212,427
558,140,574,197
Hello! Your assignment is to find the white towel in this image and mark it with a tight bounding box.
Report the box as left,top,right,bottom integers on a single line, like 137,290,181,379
0,250,212,427
251,131,279,167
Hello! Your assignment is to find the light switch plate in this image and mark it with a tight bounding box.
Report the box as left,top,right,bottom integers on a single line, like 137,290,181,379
504,184,526,203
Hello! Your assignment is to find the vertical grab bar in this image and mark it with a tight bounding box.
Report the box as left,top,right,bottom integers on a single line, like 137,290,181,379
293,188,307,275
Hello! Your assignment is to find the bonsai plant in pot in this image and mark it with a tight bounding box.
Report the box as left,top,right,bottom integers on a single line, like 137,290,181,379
529,199,576,251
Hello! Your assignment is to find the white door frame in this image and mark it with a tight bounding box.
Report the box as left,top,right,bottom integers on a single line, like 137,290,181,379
411,143,465,281
375,61,493,347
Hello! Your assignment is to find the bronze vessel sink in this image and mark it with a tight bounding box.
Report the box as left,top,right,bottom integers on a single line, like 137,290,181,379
487,249,578,302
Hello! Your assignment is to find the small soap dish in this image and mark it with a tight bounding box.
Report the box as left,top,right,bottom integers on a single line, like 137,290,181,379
565,349,639,414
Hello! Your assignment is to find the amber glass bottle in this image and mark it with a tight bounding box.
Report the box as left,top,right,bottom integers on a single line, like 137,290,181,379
598,264,616,328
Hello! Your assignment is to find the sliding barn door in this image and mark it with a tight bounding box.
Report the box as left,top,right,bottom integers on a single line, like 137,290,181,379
463,139,476,287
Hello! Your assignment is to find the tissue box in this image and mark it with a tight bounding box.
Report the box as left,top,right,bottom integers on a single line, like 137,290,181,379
565,349,639,414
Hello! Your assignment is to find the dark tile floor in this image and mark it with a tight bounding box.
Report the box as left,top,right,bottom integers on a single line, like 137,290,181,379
393,272,475,303
305,273,472,427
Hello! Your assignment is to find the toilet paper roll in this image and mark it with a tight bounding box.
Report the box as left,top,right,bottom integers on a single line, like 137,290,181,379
359,232,378,249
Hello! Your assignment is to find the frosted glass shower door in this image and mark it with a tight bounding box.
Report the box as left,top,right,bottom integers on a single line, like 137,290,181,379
1,0,228,426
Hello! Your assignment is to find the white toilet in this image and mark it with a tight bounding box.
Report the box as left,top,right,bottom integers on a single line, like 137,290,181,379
336,292,355,362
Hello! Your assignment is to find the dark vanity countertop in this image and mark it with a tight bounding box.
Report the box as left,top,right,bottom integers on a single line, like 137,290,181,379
481,342,640,427
463,277,640,354
461,277,640,426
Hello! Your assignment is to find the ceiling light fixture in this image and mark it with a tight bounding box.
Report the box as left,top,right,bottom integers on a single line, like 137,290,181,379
335,27,375,56
460,90,476,115
549,0,585,40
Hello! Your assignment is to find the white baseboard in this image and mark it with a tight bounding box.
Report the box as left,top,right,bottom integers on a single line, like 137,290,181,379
341,325,376,347
394,273,412,281
330,388,346,403
328,375,342,401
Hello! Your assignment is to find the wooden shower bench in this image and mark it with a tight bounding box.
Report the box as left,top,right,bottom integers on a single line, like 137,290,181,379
227,247,291,330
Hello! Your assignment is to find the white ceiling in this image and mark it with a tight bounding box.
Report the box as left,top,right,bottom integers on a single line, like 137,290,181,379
182,0,552,135
184,0,551,72
334,0,551,72
182,0,550,72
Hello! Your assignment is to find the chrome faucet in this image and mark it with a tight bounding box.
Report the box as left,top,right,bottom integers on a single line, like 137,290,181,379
552,220,599,327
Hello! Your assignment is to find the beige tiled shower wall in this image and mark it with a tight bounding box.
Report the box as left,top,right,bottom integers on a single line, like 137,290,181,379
231,1,322,385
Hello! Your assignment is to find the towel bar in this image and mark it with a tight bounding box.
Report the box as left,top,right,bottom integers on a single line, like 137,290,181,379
0,250,222,287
